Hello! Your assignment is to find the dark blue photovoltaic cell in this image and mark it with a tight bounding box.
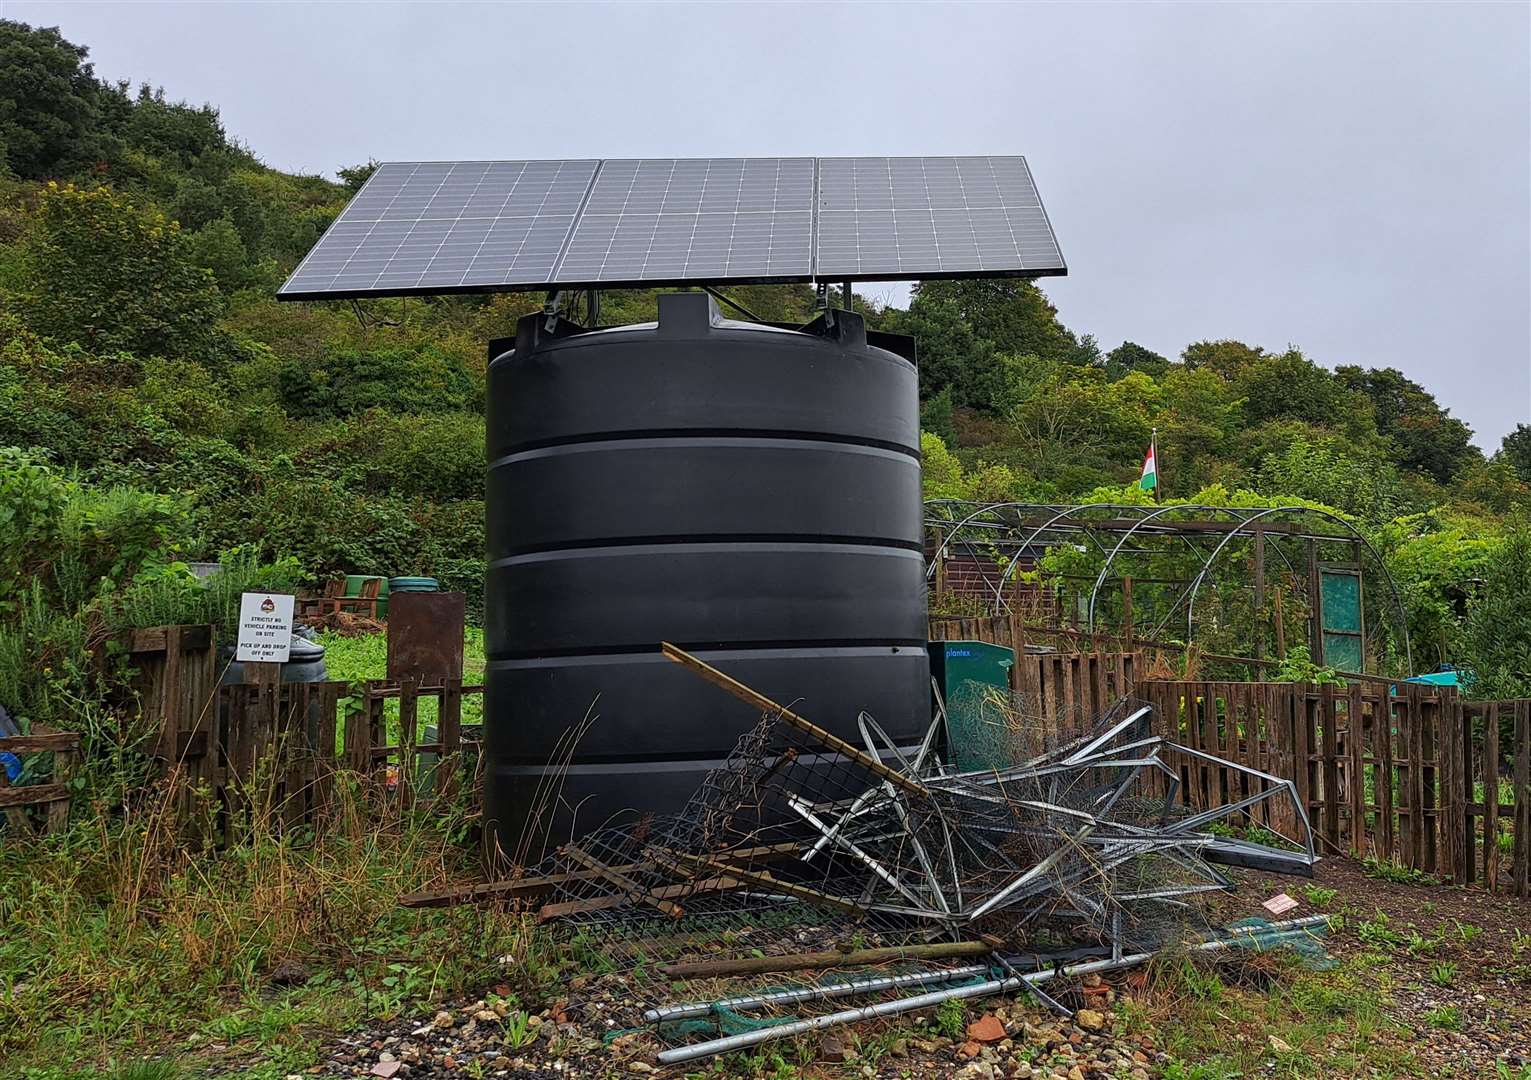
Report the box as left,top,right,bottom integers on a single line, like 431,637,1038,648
277,155,1063,298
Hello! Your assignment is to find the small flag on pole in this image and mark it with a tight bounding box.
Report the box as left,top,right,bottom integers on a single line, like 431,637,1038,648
1140,437,1158,492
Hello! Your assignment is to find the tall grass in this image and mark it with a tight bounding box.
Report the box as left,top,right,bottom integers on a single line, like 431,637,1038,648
0,772,553,1076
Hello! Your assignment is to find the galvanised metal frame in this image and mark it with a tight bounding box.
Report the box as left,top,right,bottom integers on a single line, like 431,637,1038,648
924,500,1412,670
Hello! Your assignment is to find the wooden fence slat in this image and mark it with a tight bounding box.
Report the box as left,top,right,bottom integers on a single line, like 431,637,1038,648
1420,686,1439,874
1410,683,1428,871
0,782,68,809
315,682,340,815
1347,681,1366,858
438,678,463,801
1436,689,1459,881
1514,701,1529,898
1377,687,1396,864
398,678,419,808
1320,684,1340,854
1461,701,1478,885
1485,701,1501,889
1455,693,1470,883
1290,683,1311,838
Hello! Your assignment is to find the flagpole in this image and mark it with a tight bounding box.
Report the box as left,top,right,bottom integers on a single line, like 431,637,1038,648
1152,427,1160,504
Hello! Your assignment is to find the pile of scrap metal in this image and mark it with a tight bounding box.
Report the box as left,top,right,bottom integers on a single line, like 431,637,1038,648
524,643,1324,1064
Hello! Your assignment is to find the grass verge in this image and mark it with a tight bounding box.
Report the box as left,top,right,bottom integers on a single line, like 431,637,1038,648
0,772,551,1080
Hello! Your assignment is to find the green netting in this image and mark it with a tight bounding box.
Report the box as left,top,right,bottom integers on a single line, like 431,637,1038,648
606,1003,800,1045
1222,917,1336,970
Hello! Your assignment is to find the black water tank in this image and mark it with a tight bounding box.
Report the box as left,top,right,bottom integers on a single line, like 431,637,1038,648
483,294,928,862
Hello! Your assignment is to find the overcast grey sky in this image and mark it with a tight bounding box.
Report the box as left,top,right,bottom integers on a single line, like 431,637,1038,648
10,0,1530,447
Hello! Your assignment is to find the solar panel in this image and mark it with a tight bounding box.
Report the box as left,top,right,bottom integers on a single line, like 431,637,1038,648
555,157,814,285
815,157,1065,279
278,159,599,299
278,155,1063,299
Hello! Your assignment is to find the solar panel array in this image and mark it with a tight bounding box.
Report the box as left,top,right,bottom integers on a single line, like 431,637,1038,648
279,156,1064,299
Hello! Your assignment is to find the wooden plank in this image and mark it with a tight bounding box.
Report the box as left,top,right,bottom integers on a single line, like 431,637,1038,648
400,842,803,908
1484,702,1501,889
398,678,419,805
1451,693,1466,882
1192,684,1211,810
154,624,184,760
1462,702,1478,885
1277,685,1294,834
367,680,387,773
1060,653,1077,736
1420,686,1439,874
438,678,463,801
1348,681,1367,858
1290,683,1312,839
562,845,684,919
286,684,312,828
1320,683,1341,853
1402,686,1426,870
0,782,67,808
128,624,213,653
1435,689,1457,881
44,746,75,833
1377,687,1396,864
314,682,340,815
661,850,861,914
364,683,487,699
0,732,81,753
536,875,747,920
1515,701,1529,899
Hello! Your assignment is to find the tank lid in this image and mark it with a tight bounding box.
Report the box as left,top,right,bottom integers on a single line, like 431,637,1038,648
287,636,325,661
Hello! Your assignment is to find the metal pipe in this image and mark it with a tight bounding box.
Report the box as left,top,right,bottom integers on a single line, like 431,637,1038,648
644,964,990,1022
655,917,1332,1065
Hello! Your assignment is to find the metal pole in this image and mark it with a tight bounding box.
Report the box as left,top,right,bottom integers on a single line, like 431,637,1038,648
655,917,1331,1065
644,964,990,1023
842,281,852,310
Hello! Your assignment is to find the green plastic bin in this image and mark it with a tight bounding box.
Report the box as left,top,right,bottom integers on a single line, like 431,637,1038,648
928,640,1015,772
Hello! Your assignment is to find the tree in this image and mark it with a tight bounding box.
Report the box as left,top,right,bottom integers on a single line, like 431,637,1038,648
1181,340,1265,377
0,21,111,178
1497,424,1531,484
1253,432,1403,521
1457,526,1531,698
1335,365,1478,484
1236,348,1351,428
338,161,379,194
1105,341,1168,381
185,217,250,293
915,279,1093,368
876,289,996,408
24,183,224,359
117,84,237,173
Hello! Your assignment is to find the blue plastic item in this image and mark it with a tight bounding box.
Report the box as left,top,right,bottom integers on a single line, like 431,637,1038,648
1405,666,1461,688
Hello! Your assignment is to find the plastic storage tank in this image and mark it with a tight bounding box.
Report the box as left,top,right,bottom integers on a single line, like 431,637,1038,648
483,294,929,863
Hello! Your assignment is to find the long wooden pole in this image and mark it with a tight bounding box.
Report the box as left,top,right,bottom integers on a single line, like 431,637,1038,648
659,642,927,797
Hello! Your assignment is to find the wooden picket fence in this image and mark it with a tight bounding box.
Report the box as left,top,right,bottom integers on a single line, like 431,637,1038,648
1138,682,1530,896
0,725,79,835
195,678,483,833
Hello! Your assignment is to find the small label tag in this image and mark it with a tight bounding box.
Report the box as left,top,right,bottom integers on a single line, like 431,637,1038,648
1263,892,1299,915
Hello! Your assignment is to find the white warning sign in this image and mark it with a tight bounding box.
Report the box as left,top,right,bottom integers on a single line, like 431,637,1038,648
235,592,295,663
